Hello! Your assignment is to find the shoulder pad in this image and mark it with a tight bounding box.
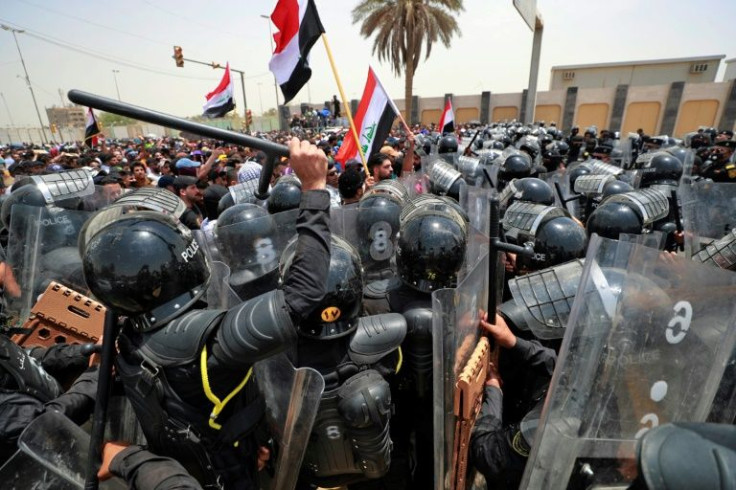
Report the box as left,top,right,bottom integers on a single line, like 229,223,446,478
363,277,401,300
402,305,434,336
138,309,226,366
349,313,407,366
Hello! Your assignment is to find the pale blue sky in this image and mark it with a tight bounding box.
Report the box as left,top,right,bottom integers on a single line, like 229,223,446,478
0,0,733,126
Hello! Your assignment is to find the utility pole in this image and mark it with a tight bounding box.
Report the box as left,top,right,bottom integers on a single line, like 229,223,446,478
260,15,281,108
1,24,48,143
112,70,122,101
172,46,250,131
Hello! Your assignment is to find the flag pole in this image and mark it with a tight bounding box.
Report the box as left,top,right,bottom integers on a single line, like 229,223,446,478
320,33,370,177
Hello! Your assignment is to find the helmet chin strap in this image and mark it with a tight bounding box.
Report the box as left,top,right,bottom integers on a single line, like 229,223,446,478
130,283,208,332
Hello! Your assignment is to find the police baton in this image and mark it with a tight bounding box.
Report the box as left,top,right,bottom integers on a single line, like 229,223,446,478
84,309,118,490
463,129,482,157
67,90,288,200
486,198,534,327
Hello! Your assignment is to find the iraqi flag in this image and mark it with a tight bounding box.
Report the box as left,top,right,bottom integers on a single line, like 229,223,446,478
84,107,102,147
203,63,236,118
268,0,325,104
438,98,455,134
335,67,399,165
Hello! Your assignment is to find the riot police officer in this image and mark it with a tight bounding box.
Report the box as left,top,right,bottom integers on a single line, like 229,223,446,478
80,138,332,489
286,236,406,489
363,200,468,488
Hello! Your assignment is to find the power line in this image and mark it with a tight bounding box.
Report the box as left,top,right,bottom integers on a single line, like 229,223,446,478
16,0,173,48
0,18,276,82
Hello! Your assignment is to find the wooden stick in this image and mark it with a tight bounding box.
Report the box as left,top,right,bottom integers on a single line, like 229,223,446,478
320,33,370,176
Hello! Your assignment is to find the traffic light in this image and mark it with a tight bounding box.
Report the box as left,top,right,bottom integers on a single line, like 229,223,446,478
50,123,57,134
246,109,253,128
173,46,184,67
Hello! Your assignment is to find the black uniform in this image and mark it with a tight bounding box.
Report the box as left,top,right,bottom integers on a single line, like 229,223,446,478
470,337,556,489
115,190,331,489
364,280,435,489
0,364,99,461
110,445,205,490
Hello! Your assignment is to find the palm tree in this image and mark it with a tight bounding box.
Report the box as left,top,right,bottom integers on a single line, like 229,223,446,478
352,0,464,125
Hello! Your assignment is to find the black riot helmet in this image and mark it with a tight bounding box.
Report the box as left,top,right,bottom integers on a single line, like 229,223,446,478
1,183,47,229
438,135,459,154
519,137,541,161
217,191,235,215
357,191,403,266
567,164,592,190
639,152,683,187
429,161,463,201
267,176,302,214
585,201,643,239
397,206,467,292
498,153,532,188
82,211,210,331
601,179,634,199
665,146,689,164
281,235,363,340
215,203,277,271
500,178,556,210
518,216,587,270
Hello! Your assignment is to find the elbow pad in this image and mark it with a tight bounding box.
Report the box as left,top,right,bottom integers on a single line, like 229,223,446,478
215,289,297,365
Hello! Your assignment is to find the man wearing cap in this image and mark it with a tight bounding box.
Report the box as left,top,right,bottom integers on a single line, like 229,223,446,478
591,144,613,163
715,130,734,143
174,176,207,229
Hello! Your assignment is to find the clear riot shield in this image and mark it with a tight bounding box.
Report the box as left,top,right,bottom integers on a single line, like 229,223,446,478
459,185,492,278
213,209,298,301
539,170,565,207
254,353,325,490
457,156,484,186
0,411,125,489
680,180,736,258
520,236,736,490
4,204,91,325
432,252,489,490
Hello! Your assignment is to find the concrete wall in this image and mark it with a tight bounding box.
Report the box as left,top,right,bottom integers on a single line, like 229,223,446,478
723,59,736,81
387,79,736,137
550,58,722,90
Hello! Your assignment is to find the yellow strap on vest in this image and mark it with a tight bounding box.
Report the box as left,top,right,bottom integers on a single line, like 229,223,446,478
200,345,252,430
395,346,403,374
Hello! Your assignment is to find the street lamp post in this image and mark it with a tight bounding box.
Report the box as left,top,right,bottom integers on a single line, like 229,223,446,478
1,24,49,143
260,14,281,108
112,70,121,101
257,83,264,115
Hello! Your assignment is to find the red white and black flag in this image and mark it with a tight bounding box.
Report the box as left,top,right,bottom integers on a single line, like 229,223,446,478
84,107,102,147
438,97,455,134
268,0,325,104
203,63,236,118
335,67,399,164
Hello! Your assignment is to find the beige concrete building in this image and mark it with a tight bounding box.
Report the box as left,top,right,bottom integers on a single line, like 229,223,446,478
725,58,736,81
46,106,86,128
549,55,725,90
